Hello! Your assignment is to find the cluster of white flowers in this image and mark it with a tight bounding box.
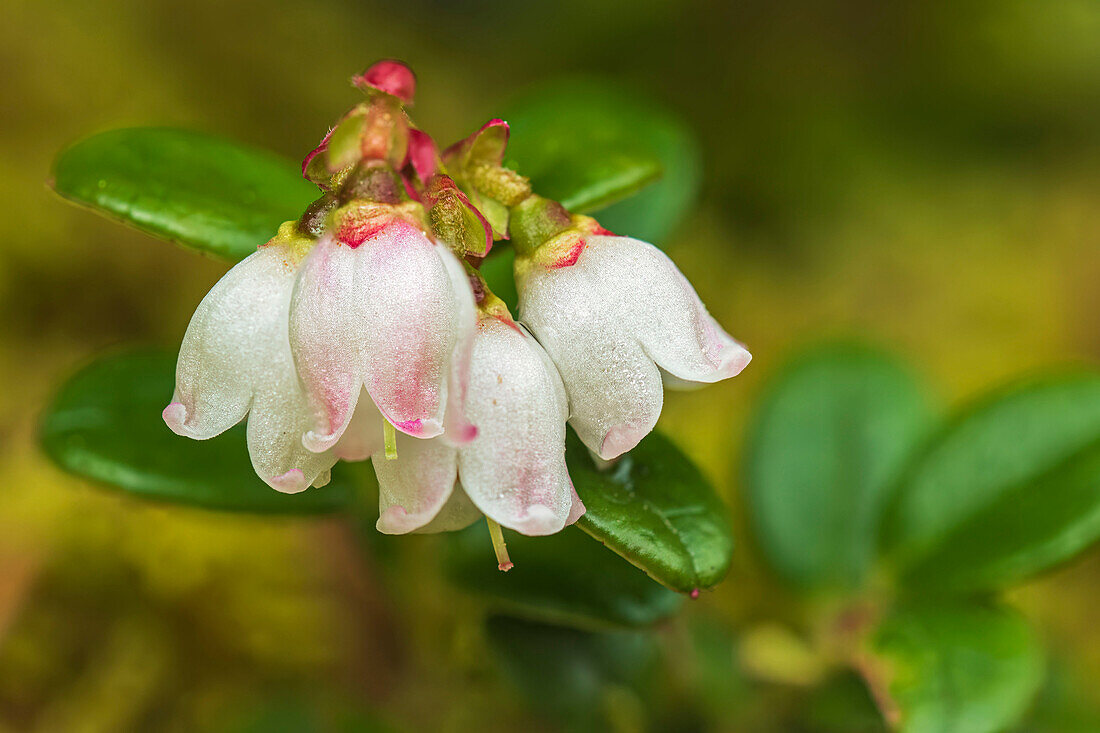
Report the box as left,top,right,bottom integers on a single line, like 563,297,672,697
163,62,750,543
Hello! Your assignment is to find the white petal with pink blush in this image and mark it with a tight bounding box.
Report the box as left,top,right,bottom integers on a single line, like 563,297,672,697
288,220,478,453
163,242,338,493
518,234,751,461
374,316,583,536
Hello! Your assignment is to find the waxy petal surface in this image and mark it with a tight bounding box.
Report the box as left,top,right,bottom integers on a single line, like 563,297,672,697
358,224,473,438
166,246,291,439
167,243,337,490
519,234,749,459
414,482,484,534
289,235,367,452
374,433,458,534
457,320,576,535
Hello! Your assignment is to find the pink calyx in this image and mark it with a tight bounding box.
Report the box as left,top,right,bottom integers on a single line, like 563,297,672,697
301,127,335,181
405,129,440,183
551,238,586,269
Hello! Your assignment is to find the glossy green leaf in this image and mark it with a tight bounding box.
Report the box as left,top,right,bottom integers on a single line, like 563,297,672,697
868,603,1045,733
51,127,318,262
882,373,1100,592
568,430,734,594
504,79,701,243
745,344,933,591
444,523,682,630
486,614,657,729
40,349,356,514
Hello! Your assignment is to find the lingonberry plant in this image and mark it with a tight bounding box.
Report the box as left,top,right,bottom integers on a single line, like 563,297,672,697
44,61,740,593
41,62,1100,732
162,61,749,557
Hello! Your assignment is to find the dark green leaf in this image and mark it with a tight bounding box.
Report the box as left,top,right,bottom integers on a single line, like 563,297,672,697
444,523,682,630
868,603,1045,733
40,349,356,514
51,127,318,262
569,429,734,594
486,614,657,729
504,79,701,243
882,373,1100,592
745,343,933,591
802,673,889,733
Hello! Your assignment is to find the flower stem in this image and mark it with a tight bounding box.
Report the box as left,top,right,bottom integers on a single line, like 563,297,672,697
383,420,398,460
486,518,513,572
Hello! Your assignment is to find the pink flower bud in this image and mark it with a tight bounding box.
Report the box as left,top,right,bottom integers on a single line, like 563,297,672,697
354,60,416,104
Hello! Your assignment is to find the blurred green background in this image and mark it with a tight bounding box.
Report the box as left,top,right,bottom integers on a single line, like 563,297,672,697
2,0,1100,730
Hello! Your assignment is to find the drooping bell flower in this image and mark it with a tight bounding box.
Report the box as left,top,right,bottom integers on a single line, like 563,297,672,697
373,283,583,542
163,224,340,493
165,156,479,492
510,196,752,460
289,192,478,455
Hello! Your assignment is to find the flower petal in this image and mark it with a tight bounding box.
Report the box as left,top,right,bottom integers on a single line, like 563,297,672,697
520,262,664,459
586,235,751,384
565,484,587,526
438,246,479,445
289,235,367,452
332,391,384,461
373,433,458,534
413,482,483,534
247,379,338,494
520,234,749,458
358,223,473,439
165,245,296,439
456,319,575,535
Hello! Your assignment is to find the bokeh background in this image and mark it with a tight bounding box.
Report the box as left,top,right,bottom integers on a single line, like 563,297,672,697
2,0,1099,730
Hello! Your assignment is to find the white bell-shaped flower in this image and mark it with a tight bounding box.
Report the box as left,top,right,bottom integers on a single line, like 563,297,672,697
373,311,583,536
517,227,751,461
164,209,478,494
289,210,477,452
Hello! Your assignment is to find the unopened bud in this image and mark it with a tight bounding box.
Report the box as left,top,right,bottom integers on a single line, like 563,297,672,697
353,60,416,104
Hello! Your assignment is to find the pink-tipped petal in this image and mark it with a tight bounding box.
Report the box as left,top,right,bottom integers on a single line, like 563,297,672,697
373,434,458,534
456,320,574,536
520,257,665,459
289,236,366,450
413,482,483,534
170,246,298,441
248,383,338,493
587,235,750,384
519,233,748,458
331,392,384,461
357,225,473,439
269,469,308,494
162,402,192,438
565,484,586,526
599,420,656,461
242,258,341,492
